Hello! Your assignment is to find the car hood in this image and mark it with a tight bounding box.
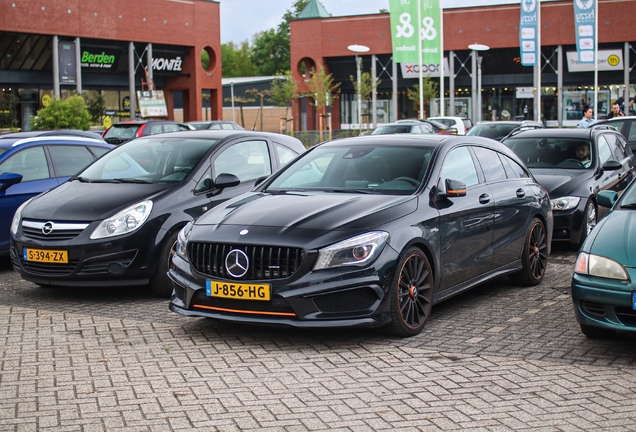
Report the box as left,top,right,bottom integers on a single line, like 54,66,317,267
587,210,636,267
195,191,418,232
531,169,589,197
23,180,171,221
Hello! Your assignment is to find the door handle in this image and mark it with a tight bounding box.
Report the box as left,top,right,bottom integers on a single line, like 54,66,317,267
516,188,526,198
479,193,490,204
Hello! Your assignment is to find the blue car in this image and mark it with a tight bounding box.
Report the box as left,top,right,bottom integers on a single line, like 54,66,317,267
572,183,636,338
0,135,114,255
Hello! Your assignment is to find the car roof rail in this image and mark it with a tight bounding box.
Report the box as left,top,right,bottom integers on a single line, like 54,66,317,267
501,124,543,141
591,124,618,131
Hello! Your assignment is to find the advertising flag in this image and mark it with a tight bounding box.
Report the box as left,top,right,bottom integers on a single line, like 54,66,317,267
389,0,441,65
573,0,596,63
519,0,539,66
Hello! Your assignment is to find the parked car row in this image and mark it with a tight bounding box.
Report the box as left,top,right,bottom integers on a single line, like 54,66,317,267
3,121,636,339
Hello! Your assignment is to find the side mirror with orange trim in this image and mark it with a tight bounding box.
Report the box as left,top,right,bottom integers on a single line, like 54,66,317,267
438,178,467,198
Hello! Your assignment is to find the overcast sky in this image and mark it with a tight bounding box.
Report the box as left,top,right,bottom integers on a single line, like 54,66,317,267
220,0,521,44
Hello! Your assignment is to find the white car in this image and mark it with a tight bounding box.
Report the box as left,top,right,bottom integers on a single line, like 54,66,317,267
428,116,473,135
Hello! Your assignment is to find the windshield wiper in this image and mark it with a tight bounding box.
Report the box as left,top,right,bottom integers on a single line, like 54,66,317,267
330,188,380,194
112,178,153,184
70,175,92,183
620,202,636,209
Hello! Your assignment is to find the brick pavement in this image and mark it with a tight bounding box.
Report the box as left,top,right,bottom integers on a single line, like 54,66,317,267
1,250,636,431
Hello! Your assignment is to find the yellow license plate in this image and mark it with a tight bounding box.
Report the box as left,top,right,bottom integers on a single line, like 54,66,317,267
23,248,68,264
206,280,271,301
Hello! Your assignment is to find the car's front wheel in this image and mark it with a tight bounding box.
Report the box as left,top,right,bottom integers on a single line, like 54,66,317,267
381,247,433,337
578,199,597,246
149,231,179,297
510,217,548,286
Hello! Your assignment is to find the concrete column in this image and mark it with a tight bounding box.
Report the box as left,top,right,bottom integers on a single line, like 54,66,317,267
558,46,563,127
75,37,82,95
471,50,477,123
372,54,377,128
449,51,455,116
147,43,153,89
392,58,398,122
129,42,136,116
625,42,631,110
52,35,60,98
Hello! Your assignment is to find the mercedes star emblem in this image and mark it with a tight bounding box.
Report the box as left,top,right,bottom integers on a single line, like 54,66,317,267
225,249,249,278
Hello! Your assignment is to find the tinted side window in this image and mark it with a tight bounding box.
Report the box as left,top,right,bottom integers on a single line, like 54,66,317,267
0,146,50,181
214,140,271,182
626,121,636,142
163,124,180,133
500,154,530,179
439,146,478,187
605,134,627,160
89,146,111,158
275,143,299,166
48,145,95,177
597,136,613,164
472,147,507,182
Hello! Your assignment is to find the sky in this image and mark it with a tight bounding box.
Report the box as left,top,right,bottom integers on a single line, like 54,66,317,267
220,0,521,45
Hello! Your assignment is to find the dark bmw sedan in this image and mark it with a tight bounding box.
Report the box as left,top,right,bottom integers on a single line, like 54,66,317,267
10,130,306,296
503,128,636,246
169,134,553,336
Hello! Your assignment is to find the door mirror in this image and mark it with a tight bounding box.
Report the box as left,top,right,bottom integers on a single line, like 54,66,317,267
0,172,23,191
601,160,622,171
597,190,618,208
214,173,240,189
438,178,467,198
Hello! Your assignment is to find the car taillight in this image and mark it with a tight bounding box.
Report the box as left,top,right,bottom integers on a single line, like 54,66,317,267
136,124,146,137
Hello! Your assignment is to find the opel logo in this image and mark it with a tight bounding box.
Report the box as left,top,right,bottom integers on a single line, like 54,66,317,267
225,249,249,278
42,222,54,235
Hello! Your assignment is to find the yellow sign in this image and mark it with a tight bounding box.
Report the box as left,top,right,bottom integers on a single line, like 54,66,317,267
608,54,620,67
41,94,52,107
103,116,112,129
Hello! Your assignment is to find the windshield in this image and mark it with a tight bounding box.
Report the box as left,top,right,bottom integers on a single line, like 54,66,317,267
78,137,218,182
0,148,7,157
103,124,141,140
466,123,518,140
503,137,593,169
266,144,433,195
372,125,415,135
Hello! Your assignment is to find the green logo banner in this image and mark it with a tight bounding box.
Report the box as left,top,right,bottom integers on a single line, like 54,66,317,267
390,0,441,65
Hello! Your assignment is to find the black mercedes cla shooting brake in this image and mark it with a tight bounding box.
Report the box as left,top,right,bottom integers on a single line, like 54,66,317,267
169,134,553,337
9,130,306,296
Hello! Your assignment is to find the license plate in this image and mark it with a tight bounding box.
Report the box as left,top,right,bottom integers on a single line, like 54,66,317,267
206,280,270,301
23,248,68,264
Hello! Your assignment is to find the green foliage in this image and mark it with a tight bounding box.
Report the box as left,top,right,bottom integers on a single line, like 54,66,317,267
0,92,19,129
201,49,210,70
222,41,257,77
407,77,439,118
31,95,92,130
269,71,298,109
304,65,340,111
85,92,106,124
350,71,381,102
250,29,289,76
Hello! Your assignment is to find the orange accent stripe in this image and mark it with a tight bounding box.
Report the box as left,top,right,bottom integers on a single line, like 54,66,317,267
447,189,465,194
193,304,296,317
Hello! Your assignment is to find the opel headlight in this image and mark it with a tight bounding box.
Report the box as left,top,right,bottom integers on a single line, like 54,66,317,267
574,252,629,281
10,197,35,235
551,196,580,211
313,231,389,270
90,200,153,239
176,221,193,262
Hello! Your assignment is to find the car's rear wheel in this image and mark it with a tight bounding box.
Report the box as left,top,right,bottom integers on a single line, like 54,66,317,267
380,247,433,337
510,217,548,286
578,199,597,246
149,231,179,297
580,323,614,339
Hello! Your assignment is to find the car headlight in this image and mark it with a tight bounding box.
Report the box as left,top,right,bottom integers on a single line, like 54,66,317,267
551,196,580,211
313,231,389,270
10,197,35,235
90,200,153,239
176,221,193,262
574,252,629,281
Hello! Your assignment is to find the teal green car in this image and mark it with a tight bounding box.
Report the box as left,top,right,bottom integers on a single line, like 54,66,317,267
571,185,636,338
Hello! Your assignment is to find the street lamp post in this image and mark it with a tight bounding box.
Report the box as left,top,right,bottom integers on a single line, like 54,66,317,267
347,44,370,131
468,43,490,124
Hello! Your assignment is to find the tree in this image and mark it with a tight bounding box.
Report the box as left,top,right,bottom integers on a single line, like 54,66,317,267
269,70,299,134
350,71,381,130
304,65,340,140
246,88,272,131
31,95,92,130
222,41,257,77
250,0,310,75
223,95,255,129
202,92,211,121
407,76,439,119
85,92,106,125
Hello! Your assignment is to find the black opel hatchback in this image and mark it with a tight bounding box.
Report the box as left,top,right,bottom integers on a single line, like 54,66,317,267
169,134,553,336
10,130,306,296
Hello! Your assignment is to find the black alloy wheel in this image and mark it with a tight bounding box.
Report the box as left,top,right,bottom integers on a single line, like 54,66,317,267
579,199,597,246
510,217,548,286
382,247,434,337
149,230,179,297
